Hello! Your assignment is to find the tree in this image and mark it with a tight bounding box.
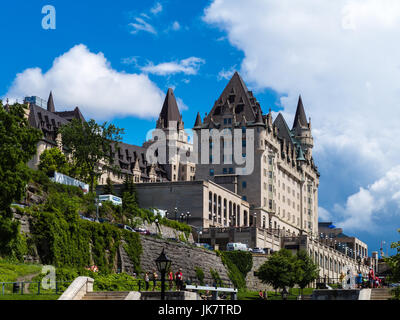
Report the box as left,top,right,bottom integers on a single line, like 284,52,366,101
38,147,71,177
386,230,400,299
121,175,138,214
103,177,115,195
256,249,296,293
0,101,42,256
295,249,319,296
59,119,124,193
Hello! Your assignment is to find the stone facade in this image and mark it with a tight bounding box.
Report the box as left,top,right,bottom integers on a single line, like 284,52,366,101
193,72,319,237
138,236,232,287
134,180,250,229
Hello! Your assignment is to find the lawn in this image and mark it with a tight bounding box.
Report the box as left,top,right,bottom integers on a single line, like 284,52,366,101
0,260,42,283
0,294,60,300
238,288,314,300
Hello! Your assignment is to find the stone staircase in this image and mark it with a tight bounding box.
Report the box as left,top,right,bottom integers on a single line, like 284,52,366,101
370,288,392,300
82,291,131,300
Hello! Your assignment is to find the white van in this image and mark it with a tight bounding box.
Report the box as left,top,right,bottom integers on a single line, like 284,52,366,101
226,242,248,252
98,194,122,206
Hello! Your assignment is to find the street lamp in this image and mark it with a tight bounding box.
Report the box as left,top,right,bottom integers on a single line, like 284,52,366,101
186,211,191,224
155,249,172,300
281,287,288,300
95,198,102,222
174,207,178,221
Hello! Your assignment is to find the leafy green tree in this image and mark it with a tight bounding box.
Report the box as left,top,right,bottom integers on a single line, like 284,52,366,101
121,175,138,214
257,248,296,293
103,177,115,195
0,101,42,257
295,249,319,296
59,119,124,193
38,147,71,177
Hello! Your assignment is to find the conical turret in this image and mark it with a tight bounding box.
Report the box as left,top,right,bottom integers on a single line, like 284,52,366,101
47,91,55,113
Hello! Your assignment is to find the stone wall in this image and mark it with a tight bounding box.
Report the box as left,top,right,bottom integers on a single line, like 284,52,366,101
139,220,194,243
137,236,232,287
245,254,273,291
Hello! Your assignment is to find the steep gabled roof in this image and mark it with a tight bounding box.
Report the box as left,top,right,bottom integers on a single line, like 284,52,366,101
273,113,294,146
157,88,182,129
204,72,261,124
292,95,308,129
194,112,202,128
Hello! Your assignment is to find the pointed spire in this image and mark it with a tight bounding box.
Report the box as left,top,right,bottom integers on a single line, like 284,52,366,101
292,95,308,129
254,108,263,125
296,146,306,162
194,112,202,128
47,91,55,112
157,88,182,129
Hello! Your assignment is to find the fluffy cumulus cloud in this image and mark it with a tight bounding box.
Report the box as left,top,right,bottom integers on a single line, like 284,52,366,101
333,165,400,231
3,44,166,120
204,0,400,232
140,57,205,76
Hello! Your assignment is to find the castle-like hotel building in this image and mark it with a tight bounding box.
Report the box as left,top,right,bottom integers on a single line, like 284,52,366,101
21,72,374,279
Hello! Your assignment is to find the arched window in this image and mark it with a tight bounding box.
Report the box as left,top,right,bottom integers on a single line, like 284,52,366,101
236,205,240,226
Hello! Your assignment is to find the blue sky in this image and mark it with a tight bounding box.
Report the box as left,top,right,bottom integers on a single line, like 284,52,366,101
1,0,399,256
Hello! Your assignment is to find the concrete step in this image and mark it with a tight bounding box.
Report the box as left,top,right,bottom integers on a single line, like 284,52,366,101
82,291,130,300
370,289,392,300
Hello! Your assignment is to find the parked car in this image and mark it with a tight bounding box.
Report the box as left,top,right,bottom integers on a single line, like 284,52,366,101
251,248,265,254
226,242,248,252
98,217,110,223
79,214,95,222
196,243,213,250
134,228,150,235
116,224,136,233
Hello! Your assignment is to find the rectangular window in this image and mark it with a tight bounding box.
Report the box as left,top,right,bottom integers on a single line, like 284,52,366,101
229,168,234,174
210,169,214,176
223,168,227,174
242,181,247,188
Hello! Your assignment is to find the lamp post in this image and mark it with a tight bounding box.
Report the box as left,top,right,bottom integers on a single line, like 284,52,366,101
174,207,178,221
95,198,102,222
281,287,288,300
186,211,191,224
155,249,172,300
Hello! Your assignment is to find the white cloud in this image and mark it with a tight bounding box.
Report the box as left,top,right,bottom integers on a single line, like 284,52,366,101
129,17,157,35
334,165,400,232
3,44,169,120
150,2,163,15
140,57,205,76
204,0,400,232
218,66,237,81
171,21,181,31
318,207,332,222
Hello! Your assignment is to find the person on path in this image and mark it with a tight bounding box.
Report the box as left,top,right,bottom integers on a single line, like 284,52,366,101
368,267,375,288
168,269,174,290
144,272,150,291
175,268,183,291
152,270,158,291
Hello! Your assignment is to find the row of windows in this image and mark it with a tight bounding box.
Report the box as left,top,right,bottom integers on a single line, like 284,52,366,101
208,192,248,226
311,251,348,274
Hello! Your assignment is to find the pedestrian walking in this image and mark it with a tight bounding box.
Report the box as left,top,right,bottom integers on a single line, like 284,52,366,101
144,272,150,291
152,270,158,291
368,267,375,288
175,268,183,291
168,269,174,290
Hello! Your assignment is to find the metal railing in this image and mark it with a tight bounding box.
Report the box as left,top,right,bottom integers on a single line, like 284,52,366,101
0,280,72,296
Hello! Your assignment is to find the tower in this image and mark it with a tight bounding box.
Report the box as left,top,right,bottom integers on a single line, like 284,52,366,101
291,95,313,158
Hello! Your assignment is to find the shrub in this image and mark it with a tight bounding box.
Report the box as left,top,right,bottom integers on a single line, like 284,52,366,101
195,267,205,285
